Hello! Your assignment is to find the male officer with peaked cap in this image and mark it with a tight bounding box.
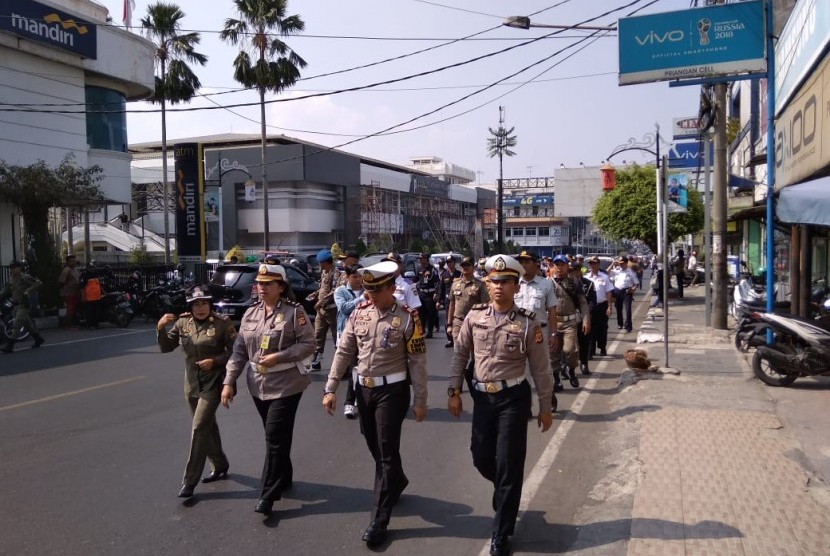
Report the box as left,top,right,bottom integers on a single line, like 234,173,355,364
383,252,421,309
448,254,553,556
323,260,428,548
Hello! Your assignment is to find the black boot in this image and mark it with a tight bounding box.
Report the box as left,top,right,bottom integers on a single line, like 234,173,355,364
33,334,45,349
553,373,563,392
567,367,580,388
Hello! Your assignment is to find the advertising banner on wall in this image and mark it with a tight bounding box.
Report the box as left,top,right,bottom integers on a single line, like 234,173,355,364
666,170,689,213
503,195,554,208
775,0,830,115
618,1,765,85
174,143,204,261
1,0,98,59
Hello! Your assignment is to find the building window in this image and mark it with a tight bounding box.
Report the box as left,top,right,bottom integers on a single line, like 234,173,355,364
526,227,536,237
505,228,512,237
513,206,520,217
539,227,550,236
85,86,127,152
532,205,539,216
512,227,524,237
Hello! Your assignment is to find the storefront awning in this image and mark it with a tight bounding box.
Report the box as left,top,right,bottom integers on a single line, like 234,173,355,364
728,205,766,221
728,174,759,192
777,176,830,226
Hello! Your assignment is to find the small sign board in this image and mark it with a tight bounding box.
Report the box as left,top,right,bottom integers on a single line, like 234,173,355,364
673,116,701,140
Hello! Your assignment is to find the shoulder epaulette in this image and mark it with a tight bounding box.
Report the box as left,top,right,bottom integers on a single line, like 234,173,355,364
356,300,373,310
283,298,300,307
470,303,488,311
399,304,420,316
211,313,229,321
515,307,536,320
178,312,192,318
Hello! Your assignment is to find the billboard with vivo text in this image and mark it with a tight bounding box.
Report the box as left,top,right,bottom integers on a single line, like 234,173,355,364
618,1,765,85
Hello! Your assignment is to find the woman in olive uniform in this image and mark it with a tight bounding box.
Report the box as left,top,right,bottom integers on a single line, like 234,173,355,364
156,286,237,499
221,264,315,515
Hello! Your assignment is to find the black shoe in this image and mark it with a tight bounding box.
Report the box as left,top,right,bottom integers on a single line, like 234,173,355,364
568,370,580,388
618,325,624,329
444,341,454,348
202,468,229,483
552,393,558,413
625,328,633,333
426,332,433,338
554,382,564,393
490,534,510,556
580,364,591,376
362,521,388,548
254,499,273,514
33,336,45,348
600,348,607,356
178,484,195,498
310,361,322,372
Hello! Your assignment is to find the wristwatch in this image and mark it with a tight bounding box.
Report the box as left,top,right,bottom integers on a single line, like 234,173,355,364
447,387,461,397
322,388,335,396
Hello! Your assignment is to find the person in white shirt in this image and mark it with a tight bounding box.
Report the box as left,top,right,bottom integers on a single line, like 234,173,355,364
382,252,422,309
584,256,614,357
687,251,699,286
608,256,639,332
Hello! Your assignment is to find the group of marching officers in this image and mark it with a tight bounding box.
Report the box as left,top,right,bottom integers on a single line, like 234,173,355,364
158,251,626,556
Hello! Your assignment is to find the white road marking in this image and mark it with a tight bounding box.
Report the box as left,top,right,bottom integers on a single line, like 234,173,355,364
41,328,152,347
0,376,145,412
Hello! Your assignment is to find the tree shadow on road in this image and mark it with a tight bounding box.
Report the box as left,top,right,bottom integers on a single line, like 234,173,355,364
555,404,662,423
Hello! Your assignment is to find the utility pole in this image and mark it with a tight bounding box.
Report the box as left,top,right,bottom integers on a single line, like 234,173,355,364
711,81,728,329
496,105,505,252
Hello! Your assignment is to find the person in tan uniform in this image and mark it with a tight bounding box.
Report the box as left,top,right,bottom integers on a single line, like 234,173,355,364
156,286,237,499
446,256,489,390
448,254,553,556
308,249,341,371
221,264,315,516
323,260,428,548
549,255,590,389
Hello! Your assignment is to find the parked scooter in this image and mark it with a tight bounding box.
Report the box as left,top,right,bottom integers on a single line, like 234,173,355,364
750,308,830,386
1,298,30,342
77,291,134,328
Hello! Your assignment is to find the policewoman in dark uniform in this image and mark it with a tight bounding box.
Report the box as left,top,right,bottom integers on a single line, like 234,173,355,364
221,264,315,515
448,255,554,556
156,286,237,498
323,261,428,548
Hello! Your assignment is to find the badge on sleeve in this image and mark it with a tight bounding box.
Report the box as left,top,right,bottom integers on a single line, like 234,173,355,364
260,335,271,350
297,309,307,327
534,326,543,344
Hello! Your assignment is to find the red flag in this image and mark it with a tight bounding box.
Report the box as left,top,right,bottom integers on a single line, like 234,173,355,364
123,0,136,30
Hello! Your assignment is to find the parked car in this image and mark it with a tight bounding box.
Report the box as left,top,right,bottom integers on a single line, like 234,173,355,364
430,252,463,268
207,263,319,323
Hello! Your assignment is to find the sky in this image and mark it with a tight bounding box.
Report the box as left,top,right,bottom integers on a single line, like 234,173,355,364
117,0,701,184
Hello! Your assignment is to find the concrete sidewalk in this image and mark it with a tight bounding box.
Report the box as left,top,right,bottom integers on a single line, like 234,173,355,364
619,286,830,555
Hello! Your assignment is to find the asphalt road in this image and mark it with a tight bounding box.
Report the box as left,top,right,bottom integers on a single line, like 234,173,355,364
0,320,638,556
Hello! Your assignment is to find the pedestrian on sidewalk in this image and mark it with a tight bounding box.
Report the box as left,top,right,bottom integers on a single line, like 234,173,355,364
156,287,237,499
687,250,699,287
0,261,45,353
585,255,613,357
333,264,364,419
323,261,428,549
57,255,81,327
651,263,666,308
221,264,316,516
448,254,553,556
673,249,686,299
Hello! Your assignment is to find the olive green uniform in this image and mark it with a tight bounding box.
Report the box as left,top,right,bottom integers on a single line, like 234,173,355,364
157,312,237,487
448,276,490,342
549,276,590,381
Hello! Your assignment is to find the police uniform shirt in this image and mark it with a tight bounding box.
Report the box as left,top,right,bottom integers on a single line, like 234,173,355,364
449,304,553,414
225,301,316,400
514,275,557,325
316,268,342,310
326,301,428,409
585,270,614,301
157,313,237,397
550,276,589,319
451,276,489,319
393,275,422,309
416,265,440,297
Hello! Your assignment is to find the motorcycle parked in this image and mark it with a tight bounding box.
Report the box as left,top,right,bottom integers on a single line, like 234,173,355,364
749,309,830,386
1,298,30,342
77,291,134,328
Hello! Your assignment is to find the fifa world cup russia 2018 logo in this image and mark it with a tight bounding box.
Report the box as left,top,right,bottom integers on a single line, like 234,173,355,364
698,18,712,45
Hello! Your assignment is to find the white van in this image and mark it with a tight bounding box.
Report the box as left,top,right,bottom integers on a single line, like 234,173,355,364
430,252,463,269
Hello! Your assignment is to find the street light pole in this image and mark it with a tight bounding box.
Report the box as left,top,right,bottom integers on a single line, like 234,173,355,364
503,16,616,31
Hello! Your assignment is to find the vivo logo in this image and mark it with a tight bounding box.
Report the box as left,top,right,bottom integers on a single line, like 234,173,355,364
635,30,684,46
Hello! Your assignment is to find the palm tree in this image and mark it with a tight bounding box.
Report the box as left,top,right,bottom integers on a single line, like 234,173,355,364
220,0,307,250
141,2,207,265
487,118,518,252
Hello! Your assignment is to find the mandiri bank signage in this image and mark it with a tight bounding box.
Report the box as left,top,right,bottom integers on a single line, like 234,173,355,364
0,0,97,59
618,1,765,85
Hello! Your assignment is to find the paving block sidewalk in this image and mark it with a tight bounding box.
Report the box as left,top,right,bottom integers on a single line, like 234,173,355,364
623,287,830,555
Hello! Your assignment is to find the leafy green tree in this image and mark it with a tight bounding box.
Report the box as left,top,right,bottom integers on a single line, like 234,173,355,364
141,2,208,264
0,155,103,307
592,164,704,253
221,0,307,250
486,122,517,251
